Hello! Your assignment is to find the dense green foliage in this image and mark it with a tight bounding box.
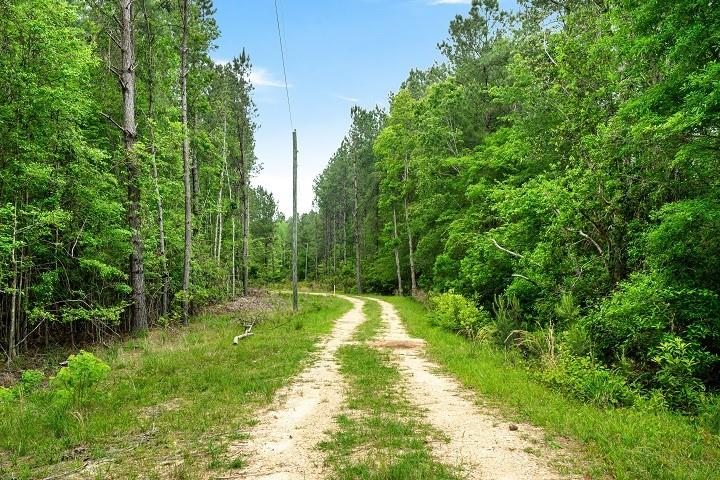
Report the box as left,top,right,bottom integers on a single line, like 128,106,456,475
0,0,286,360
311,0,720,413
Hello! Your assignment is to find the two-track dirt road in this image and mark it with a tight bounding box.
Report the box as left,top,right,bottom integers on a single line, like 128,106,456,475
228,295,572,479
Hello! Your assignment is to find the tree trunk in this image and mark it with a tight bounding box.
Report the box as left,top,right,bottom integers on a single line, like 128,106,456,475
332,213,337,274
225,157,236,297
243,172,250,296
214,116,227,262
120,0,147,330
8,202,18,362
342,209,347,264
180,0,192,324
151,143,169,315
353,153,362,294
141,0,168,317
292,130,298,311
403,161,417,297
392,206,403,296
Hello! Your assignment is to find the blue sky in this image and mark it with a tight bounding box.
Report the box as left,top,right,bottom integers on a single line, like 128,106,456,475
212,0,480,216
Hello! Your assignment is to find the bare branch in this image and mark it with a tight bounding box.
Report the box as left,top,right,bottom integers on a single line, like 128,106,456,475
100,111,125,132
512,273,539,286
492,238,525,259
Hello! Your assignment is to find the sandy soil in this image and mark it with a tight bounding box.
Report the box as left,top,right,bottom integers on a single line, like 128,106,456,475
227,295,365,479
370,297,570,480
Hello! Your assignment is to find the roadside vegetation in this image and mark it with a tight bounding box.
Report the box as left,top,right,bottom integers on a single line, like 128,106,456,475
388,296,720,480
0,294,351,479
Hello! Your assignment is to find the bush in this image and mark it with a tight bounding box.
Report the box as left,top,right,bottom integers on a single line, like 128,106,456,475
699,395,720,435
586,273,720,386
0,387,13,403
50,350,110,406
0,369,45,402
653,336,706,412
538,354,638,408
429,291,491,336
20,369,45,394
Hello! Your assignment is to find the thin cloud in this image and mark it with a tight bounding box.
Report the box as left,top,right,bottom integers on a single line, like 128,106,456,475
249,67,290,89
213,60,289,89
334,94,360,103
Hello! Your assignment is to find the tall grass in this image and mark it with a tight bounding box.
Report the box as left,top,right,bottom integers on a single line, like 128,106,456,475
0,294,351,479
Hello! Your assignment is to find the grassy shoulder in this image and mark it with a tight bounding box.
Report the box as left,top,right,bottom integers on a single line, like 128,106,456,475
320,343,459,479
0,293,351,480
386,296,720,480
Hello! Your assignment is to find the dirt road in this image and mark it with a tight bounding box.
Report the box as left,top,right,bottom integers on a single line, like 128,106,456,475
230,295,570,479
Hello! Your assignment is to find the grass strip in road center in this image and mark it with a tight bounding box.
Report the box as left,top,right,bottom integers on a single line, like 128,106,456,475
353,298,383,342
320,343,459,479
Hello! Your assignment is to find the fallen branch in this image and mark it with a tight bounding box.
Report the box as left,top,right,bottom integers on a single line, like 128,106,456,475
233,323,254,344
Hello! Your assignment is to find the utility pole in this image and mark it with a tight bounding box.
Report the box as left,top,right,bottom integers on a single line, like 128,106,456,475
292,130,299,312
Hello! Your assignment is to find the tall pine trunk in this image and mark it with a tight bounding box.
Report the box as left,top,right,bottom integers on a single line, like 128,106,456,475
180,0,192,324
353,153,362,294
214,117,227,262
403,160,417,297
242,165,250,296
142,2,169,316
8,202,18,362
120,0,147,330
392,206,403,296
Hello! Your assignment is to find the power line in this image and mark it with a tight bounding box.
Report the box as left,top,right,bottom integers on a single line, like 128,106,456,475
273,0,293,130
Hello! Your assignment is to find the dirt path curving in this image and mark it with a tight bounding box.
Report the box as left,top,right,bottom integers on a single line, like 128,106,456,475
227,295,365,479
370,297,571,480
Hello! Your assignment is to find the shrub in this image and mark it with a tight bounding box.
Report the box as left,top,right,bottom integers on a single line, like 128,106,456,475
560,322,593,358
653,336,706,413
554,292,580,325
50,350,110,406
586,272,720,385
429,291,491,336
0,387,13,403
538,354,638,408
699,395,720,435
19,369,45,394
0,369,45,402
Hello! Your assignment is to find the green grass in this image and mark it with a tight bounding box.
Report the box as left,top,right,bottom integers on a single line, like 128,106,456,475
0,294,351,480
353,298,383,341
319,344,459,479
386,296,720,480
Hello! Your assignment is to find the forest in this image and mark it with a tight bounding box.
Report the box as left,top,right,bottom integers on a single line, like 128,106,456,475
1,0,719,478
309,0,720,415
0,0,296,361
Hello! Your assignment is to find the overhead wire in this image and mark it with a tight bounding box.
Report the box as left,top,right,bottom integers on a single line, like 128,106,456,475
273,0,294,130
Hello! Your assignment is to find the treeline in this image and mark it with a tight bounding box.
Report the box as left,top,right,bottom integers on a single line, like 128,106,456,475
310,0,720,413
0,0,284,361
